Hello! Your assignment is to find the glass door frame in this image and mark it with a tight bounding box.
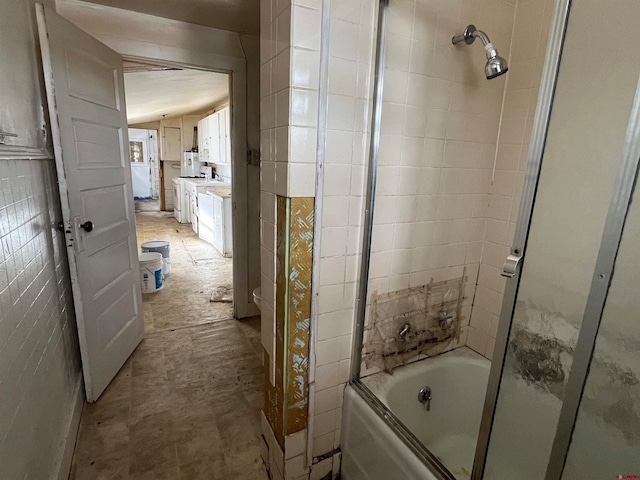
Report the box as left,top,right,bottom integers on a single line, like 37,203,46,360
348,0,457,478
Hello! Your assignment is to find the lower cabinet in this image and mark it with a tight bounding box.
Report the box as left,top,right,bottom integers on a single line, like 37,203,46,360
198,191,232,257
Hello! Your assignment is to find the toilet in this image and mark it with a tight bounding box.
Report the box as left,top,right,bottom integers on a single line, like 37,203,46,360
253,286,262,311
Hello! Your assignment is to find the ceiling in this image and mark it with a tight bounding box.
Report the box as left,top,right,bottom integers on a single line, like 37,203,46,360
124,66,229,124
80,0,259,34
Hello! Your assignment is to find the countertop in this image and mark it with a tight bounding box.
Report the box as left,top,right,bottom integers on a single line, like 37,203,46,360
182,178,229,187
205,185,232,198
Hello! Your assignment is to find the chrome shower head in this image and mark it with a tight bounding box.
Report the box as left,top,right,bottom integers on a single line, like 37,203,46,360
452,25,509,80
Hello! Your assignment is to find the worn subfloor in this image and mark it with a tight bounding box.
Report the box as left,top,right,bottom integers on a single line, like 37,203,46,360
134,198,161,212
69,211,268,480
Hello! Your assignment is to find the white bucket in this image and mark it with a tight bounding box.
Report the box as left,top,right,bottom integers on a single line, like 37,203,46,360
139,252,163,294
141,240,171,276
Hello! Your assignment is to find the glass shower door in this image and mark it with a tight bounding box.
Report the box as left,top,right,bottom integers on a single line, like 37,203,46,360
560,165,640,478
480,0,640,478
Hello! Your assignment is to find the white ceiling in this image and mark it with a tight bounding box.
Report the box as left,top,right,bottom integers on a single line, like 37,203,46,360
124,68,229,125
80,0,259,34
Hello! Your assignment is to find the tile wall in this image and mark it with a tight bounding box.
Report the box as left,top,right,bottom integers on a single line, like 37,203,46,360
360,0,515,366
472,0,555,358
0,159,82,478
259,0,556,477
260,0,322,478
260,0,322,376
311,0,375,465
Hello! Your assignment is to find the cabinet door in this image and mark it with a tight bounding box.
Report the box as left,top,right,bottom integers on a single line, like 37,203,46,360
217,108,231,164
212,195,224,254
209,114,220,163
161,126,181,161
197,118,206,160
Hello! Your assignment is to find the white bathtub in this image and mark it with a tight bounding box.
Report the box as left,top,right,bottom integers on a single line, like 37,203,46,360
341,347,490,480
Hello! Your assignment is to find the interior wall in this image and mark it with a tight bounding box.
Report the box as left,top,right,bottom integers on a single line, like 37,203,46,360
473,0,556,359
0,2,84,479
259,0,321,478
0,159,82,480
240,33,263,328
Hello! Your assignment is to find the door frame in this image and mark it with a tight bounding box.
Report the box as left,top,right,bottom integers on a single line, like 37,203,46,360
471,0,572,477
57,15,259,319
127,55,249,318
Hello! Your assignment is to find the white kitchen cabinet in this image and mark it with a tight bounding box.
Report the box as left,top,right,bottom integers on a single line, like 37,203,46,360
197,117,208,161
161,126,181,161
218,107,231,164
196,107,230,166
198,192,214,245
198,187,232,257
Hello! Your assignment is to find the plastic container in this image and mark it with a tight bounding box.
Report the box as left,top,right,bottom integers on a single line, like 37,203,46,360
141,241,171,276
139,252,163,293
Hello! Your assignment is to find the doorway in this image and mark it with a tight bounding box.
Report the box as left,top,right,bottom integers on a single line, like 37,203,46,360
122,62,235,322
128,127,160,212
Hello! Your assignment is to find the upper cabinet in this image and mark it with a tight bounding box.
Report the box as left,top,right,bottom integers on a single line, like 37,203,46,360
197,107,231,164
0,0,56,156
159,117,182,161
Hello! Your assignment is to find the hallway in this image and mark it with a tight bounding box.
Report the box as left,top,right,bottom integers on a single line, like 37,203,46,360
70,212,268,480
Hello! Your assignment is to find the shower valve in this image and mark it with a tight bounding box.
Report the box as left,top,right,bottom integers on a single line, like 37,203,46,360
438,309,455,329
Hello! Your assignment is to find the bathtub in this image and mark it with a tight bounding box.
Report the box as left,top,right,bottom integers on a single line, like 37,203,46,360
341,347,491,480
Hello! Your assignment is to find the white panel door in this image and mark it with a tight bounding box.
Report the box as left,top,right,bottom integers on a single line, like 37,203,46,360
36,4,144,402
162,126,182,161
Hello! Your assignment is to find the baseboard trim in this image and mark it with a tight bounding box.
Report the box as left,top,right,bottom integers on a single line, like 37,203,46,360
54,377,85,480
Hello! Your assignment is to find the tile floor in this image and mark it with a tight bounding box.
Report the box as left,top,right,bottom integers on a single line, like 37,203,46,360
70,211,268,480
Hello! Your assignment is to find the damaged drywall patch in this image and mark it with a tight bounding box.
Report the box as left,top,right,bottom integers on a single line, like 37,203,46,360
362,273,467,372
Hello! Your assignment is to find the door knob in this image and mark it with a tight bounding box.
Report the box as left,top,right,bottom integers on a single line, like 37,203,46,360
80,221,93,232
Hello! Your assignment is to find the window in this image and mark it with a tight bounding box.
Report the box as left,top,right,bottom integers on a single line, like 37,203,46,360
129,141,145,163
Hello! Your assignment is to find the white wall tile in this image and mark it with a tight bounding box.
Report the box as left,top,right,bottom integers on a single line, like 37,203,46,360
329,19,360,61
291,5,322,50
291,48,321,89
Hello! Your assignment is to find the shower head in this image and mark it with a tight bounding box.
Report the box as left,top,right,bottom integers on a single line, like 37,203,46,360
452,25,509,79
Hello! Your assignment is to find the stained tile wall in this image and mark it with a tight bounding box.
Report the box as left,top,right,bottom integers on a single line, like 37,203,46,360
357,0,515,369
0,159,82,479
260,0,322,478
472,0,555,359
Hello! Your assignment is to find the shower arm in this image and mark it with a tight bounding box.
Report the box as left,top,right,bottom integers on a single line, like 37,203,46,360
452,25,498,59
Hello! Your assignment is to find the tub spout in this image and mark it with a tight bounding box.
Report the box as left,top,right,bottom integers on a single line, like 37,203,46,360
418,386,432,411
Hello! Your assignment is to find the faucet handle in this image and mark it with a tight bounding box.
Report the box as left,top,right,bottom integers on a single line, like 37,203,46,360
397,322,412,340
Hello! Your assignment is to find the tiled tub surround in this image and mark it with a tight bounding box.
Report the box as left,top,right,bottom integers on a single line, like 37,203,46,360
260,0,557,477
344,348,490,480
362,275,467,373
472,0,557,359
362,0,515,370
